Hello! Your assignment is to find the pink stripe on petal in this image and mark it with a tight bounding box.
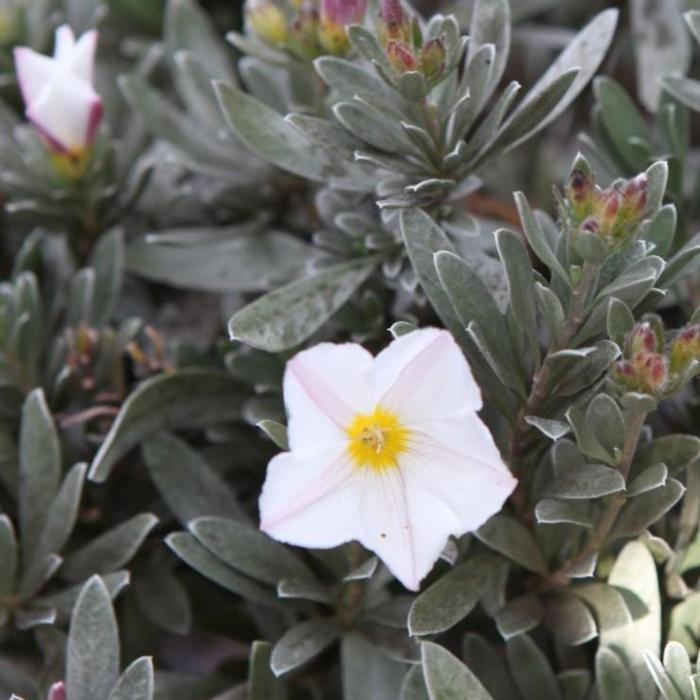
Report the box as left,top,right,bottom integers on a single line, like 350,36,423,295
288,357,355,428
85,96,103,146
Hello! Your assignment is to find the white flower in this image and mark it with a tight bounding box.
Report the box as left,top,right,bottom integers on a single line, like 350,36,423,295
259,327,517,591
14,25,102,156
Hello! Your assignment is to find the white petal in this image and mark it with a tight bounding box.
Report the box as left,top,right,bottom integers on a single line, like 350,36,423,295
373,328,482,422
54,25,76,60
260,450,361,548
358,468,458,590
14,48,55,105
285,342,374,456
402,424,516,534
27,76,101,152
67,30,98,84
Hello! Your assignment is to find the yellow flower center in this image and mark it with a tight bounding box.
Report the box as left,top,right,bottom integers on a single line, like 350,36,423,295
51,149,90,181
346,406,410,471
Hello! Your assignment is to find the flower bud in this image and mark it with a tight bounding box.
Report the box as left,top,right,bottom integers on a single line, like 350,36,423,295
386,40,417,73
628,321,657,358
47,682,66,700
420,38,446,80
378,0,411,44
288,4,322,58
567,168,595,220
14,25,103,166
245,0,289,45
670,324,700,374
318,0,367,54
621,173,648,216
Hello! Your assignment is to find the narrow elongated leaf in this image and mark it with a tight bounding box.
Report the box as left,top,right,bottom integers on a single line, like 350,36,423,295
0,516,17,595
495,594,544,640
108,657,154,700
126,233,311,293
476,515,548,574
19,389,61,553
506,635,561,700
342,634,406,700
228,257,377,352
89,370,245,482
249,641,285,700
596,648,638,700
421,641,493,700
66,577,120,700
611,479,685,539
89,228,124,327
270,618,339,676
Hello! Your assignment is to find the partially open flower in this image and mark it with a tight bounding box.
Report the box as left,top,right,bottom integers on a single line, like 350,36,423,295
259,328,517,590
319,0,367,54
378,0,411,45
47,682,66,700
612,320,669,396
670,325,700,374
14,25,102,163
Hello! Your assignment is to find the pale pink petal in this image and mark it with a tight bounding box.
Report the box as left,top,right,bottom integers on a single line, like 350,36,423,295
14,48,55,105
401,430,516,534
27,77,100,152
285,342,374,456
54,25,76,60
357,468,459,590
373,328,482,421
68,30,98,84
260,450,361,548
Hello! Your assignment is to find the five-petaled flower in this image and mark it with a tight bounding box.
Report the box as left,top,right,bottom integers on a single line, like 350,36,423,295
14,25,102,161
259,328,517,590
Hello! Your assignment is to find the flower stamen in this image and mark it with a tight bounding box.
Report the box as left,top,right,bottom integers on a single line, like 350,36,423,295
346,406,409,471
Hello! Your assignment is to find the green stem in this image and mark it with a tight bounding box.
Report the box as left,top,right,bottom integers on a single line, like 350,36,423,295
547,410,648,587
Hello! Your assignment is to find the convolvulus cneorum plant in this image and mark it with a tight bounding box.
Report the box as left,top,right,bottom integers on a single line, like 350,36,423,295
3,1,700,699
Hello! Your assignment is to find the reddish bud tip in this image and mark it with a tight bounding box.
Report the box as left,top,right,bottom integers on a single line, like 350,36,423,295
47,683,66,700
386,39,417,72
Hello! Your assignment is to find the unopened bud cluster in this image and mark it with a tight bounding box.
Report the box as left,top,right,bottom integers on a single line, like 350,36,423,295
612,317,700,397
378,0,446,80
566,159,649,250
245,0,367,57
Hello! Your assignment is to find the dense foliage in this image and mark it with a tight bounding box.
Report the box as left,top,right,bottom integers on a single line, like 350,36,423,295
4,0,700,698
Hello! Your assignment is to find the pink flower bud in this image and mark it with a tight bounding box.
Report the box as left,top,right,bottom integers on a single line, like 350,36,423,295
319,0,366,53
420,38,446,79
380,0,404,25
47,682,66,700
629,322,658,357
386,40,417,73
14,26,102,158
670,324,700,373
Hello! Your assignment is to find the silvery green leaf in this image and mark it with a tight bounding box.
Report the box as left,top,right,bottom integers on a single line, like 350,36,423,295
89,228,124,327
611,479,684,539
506,635,561,700
602,541,661,699
228,256,378,352
467,0,511,110
643,652,683,700
66,268,96,327
596,648,638,700
398,72,428,102
257,420,289,450
566,404,616,464
663,642,693,700
173,52,229,128
67,577,120,700
421,641,494,700
645,161,669,216
544,592,597,646
215,82,370,191
543,463,624,500
535,283,566,345
165,0,235,84
401,665,429,700
474,68,579,166
495,594,544,640
165,533,278,607
277,577,330,604
0,516,16,596
633,435,700,476
645,205,677,259
89,370,245,482
189,517,315,586
270,618,339,677
525,416,570,440
249,641,285,700
346,25,393,75
621,392,658,414
631,0,690,112
342,634,406,700
558,670,591,700
627,464,668,497
14,606,56,630
553,341,620,400
607,298,635,348
143,432,244,527
462,634,520,698
572,229,608,264
62,513,158,582
409,554,498,635
658,232,700,287
573,582,638,633
133,564,191,636
108,657,155,700
126,232,312,293
19,389,61,554
514,192,570,286
496,228,540,363
594,76,651,170
535,499,593,528
344,556,378,582
333,101,414,155
476,515,548,574
450,44,495,144
27,462,86,580
586,395,625,456
663,75,700,112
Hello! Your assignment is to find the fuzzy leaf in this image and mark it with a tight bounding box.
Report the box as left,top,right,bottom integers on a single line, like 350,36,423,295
342,634,406,700
249,641,285,700
476,515,548,574
421,641,493,700
506,635,561,700
543,463,624,500
270,618,339,677
108,657,154,700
